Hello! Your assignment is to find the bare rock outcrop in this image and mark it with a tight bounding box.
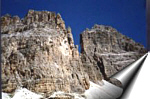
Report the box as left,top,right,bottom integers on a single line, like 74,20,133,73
80,24,147,85
1,10,147,98
1,10,90,95
1,10,66,34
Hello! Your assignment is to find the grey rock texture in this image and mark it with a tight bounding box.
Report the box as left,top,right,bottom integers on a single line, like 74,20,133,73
1,10,65,34
1,10,90,94
80,24,147,85
1,10,147,98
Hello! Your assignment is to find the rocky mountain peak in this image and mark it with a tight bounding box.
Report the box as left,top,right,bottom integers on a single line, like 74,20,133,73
80,24,147,85
1,10,147,98
1,10,90,95
81,24,146,54
1,10,66,34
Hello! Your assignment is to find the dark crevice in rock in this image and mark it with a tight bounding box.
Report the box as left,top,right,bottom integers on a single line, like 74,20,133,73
97,58,109,81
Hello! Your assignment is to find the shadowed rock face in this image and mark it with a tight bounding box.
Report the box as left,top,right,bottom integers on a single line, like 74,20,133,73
1,10,90,94
80,24,147,85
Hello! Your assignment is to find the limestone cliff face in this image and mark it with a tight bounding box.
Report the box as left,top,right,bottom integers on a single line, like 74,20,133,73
1,10,90,95
80,25,147,84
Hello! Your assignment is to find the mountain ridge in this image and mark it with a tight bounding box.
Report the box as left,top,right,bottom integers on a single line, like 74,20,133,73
1,10,147,98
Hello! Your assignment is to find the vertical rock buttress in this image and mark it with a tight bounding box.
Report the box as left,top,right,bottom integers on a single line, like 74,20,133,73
1,10,90,95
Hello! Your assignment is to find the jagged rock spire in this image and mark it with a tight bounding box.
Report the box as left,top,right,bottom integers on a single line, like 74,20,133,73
1,10,66,34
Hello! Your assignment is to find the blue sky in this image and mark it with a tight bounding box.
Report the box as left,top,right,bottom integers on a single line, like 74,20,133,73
1,0,146,48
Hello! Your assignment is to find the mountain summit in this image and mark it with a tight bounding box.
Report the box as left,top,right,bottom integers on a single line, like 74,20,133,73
1,10,147,98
